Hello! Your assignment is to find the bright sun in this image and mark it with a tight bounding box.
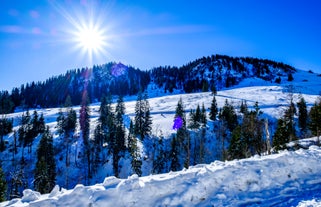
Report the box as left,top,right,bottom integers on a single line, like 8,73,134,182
75,24,105,54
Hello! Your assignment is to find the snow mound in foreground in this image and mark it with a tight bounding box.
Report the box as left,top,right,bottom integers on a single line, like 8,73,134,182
2,146,321,207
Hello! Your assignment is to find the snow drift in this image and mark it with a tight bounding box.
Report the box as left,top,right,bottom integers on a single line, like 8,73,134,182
2,145,321,207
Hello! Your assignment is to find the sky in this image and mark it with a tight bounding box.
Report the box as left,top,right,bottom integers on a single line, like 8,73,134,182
0,0,321,91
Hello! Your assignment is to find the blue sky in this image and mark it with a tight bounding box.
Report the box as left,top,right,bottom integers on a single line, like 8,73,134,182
0,0,321,91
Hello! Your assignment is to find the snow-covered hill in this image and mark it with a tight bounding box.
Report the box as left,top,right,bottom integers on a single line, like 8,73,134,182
1,142,321,207
1,67,321,206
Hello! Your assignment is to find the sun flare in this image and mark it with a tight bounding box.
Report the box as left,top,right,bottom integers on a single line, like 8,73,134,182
75,25,105,52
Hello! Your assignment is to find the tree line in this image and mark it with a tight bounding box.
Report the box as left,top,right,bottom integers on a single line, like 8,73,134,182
0,55,296,114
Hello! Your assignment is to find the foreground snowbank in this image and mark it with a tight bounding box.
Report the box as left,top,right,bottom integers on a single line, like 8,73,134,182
2,146,321,207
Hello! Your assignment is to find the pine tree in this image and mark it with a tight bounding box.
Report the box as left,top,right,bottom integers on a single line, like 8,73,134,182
38,113,46,133
0,166,6,202
284,100,297,142
297,97,308,135
134,92,144,138
79,93,91,180
99,94,115,151
34,126,56,194
0,117,13,151
228,126,246,160
219,99,238,132
170,135,180,171
273,119,290,151
128,121,142,176
143,93,152,137
134,92,152,140
240,100,248,115
309,100,321,143
201,103,207,127
112,95,126,177
209,95,218,121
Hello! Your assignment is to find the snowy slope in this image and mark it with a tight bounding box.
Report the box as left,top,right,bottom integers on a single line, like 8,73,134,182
1,68,321,206
1,144,321,207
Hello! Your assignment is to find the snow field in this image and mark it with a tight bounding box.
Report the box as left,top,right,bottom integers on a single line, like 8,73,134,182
2,145,321,207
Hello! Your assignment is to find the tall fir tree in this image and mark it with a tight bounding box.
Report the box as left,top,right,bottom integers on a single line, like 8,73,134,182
134,92,152,140
297,97,308,136
209,95,218,121
309,100,321,143
79,92,92,180
219,99,238,132
273,118,290,151
128,121,142,176
34,126,56,194
0,166,6,202
112,95,126,177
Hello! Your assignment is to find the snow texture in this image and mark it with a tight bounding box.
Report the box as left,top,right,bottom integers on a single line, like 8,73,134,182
1,145,321,206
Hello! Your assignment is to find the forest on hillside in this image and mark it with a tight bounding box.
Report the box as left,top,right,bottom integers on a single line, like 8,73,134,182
0,55,296,113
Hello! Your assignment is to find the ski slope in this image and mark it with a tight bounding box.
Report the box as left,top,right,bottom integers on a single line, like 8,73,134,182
1,141,321,207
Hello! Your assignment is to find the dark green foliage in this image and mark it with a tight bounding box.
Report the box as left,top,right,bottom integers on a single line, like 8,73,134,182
189,103,207,129
0,117,13,151
209,95,218,121
219,99,238,132
134,92,152,140
170,136,180,171
201,103,207,127
228,126,246,160
284,101,297,141
128,121,142,176
273,119,290,151
228,102,264,159
99,94,115,150
287,73,294,81
0,90,14,114
297,97,308,133
240,100,248,115
34,127,56,194
0,167,7,202
309,100,321,139
79,92,92,179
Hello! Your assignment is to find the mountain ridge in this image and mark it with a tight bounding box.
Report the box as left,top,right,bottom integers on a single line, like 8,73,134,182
0,54,307,113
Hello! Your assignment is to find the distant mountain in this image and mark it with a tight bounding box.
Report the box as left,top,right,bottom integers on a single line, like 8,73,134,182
1,54,298,112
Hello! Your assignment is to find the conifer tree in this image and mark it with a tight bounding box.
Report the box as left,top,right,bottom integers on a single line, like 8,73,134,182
134,92,152,140
99,94,115,151
297,97,308,135
170,135,180,171
219,99,238,132
0,117,13,151
143,93,152,137
273,119,290,151
34,126,56,194
209,95,218,121
38,113,46,134
173,97,190,168
128,121,142,176
228,126,246,160
284,100,297,142
79,92,91,179
201,103,207,127
0,166,6,202
309,100,321,143
112,95,126,177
